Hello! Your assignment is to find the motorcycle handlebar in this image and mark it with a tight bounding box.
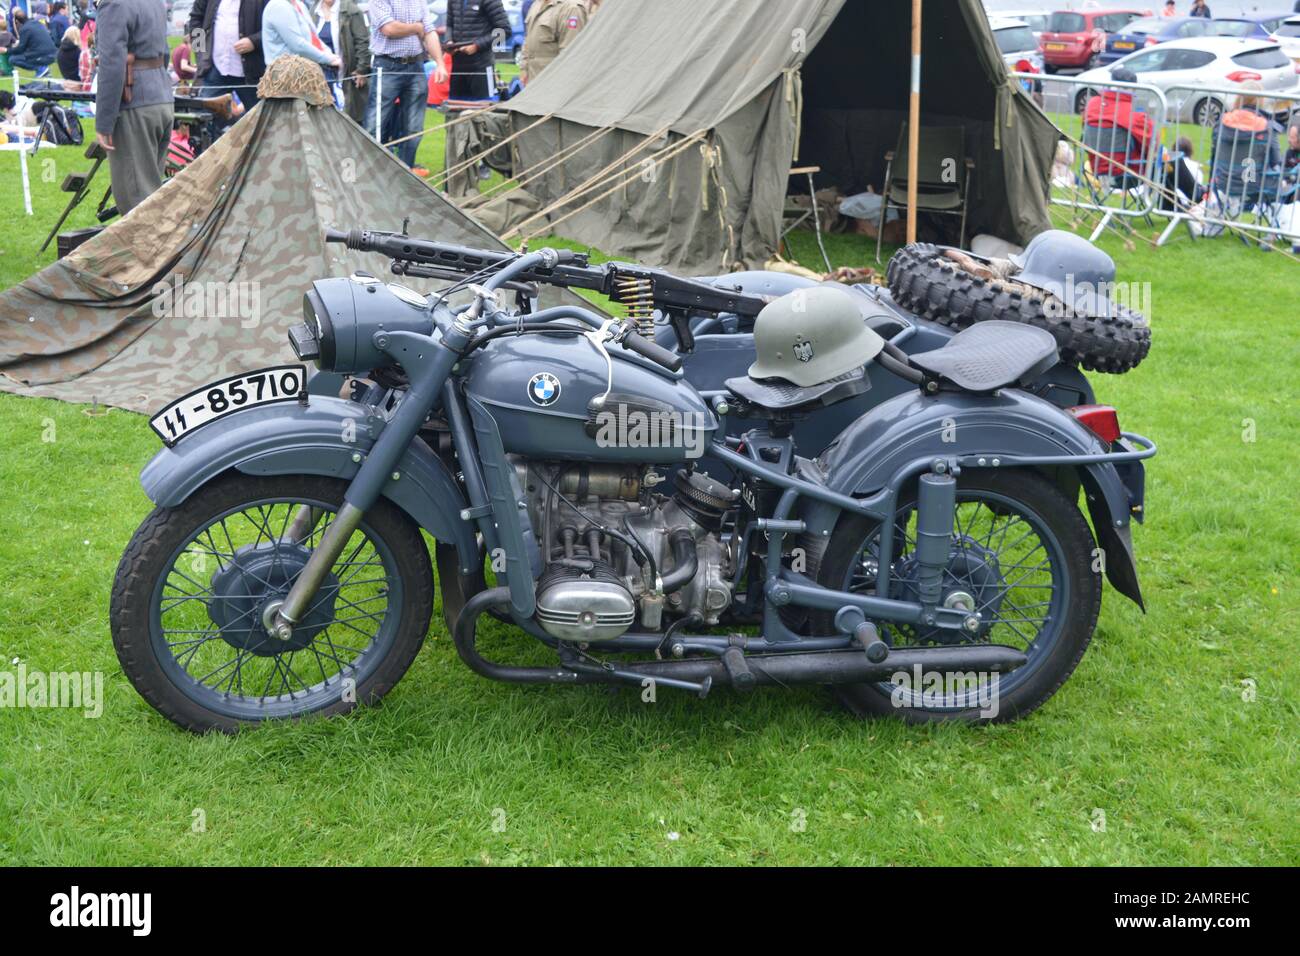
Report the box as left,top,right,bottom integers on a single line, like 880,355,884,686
622,330,684,373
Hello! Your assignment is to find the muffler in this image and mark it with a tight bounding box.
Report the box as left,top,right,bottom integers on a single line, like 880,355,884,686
453,588,1027,695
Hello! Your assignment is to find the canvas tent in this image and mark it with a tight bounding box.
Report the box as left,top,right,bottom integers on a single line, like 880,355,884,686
447,0,1061,273
0,74,592,414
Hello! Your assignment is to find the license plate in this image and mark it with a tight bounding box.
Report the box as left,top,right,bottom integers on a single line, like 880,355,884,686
1114,41,1135,49
1045,42,1066,51
150,365,307,446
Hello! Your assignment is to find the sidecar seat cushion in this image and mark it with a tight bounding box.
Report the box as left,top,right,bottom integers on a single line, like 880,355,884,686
726,364,869,411
908,321,1059,393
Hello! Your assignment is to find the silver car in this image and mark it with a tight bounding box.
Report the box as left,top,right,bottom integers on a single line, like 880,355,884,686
1073,36,1300,125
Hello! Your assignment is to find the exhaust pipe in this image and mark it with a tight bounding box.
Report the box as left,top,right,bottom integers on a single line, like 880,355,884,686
454,588,1028,694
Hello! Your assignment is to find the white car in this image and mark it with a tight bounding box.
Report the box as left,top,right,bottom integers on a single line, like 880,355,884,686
1273,17,1300,65
989,16,1044,75
1073,37,1300,125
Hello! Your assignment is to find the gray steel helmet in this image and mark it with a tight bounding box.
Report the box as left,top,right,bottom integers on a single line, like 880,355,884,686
1009,229,1121,317
747,286,884,387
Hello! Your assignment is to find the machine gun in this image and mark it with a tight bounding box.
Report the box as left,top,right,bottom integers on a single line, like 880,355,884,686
324,228,771,350
19,85,237,122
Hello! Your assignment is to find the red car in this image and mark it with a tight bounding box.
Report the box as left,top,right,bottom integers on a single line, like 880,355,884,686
1040,8,1145,72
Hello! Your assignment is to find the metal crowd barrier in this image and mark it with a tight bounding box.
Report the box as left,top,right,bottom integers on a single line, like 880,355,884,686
1014,71,1300,252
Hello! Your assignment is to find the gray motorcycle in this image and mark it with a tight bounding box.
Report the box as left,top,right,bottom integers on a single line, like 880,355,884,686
110,230,1155,733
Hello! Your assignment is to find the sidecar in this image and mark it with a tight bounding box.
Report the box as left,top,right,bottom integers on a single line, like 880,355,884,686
654,271,1098,459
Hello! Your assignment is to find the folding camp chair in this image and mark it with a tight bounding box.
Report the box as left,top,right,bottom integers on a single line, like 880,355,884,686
877,124,974,262
781,165,832,273
1204,122,1297,247
1080,118,1156,240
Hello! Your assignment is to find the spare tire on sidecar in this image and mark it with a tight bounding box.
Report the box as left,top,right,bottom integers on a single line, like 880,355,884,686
886,232,1151,374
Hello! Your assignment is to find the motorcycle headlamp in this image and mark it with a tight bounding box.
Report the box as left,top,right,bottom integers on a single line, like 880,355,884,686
289,275,439,375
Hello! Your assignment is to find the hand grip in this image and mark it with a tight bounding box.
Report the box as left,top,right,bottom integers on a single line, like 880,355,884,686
622,330,683,372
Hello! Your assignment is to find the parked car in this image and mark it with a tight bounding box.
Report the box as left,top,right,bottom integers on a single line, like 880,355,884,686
990,16,1044,74
1097,16,1210,65
1009,10,1054,39
1273,16,1300,64
1074,37,1300,126
1207,13,1294,40
1040,8,1144,73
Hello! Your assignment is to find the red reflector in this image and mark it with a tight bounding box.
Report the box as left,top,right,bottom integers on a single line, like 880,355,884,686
1069,405,1122,443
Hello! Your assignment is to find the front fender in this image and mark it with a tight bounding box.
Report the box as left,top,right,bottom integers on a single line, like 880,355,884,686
803,387,1146,608
139,396,481,574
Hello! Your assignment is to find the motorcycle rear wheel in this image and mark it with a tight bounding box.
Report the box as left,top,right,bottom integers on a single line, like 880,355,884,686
110,474,433,733
807,470,1101,724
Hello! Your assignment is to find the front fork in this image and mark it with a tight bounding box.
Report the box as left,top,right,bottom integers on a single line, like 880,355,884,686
264,321,473,642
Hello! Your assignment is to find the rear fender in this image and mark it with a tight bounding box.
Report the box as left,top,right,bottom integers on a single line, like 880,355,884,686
801,387,1145,608
139,395,482,574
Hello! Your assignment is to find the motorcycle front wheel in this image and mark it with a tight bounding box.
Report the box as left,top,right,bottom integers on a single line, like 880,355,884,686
110,474,433,733
807,470,1101,724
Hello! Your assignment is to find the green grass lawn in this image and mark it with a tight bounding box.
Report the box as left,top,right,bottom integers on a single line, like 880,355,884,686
1,101,1298,865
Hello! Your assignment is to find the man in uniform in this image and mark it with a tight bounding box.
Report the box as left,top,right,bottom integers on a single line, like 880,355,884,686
95,0,173,215
519,0,596,85
444,0,510,100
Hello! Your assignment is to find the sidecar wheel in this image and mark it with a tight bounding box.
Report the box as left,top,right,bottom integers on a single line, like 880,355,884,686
110,473,433,733
807,470,1101,724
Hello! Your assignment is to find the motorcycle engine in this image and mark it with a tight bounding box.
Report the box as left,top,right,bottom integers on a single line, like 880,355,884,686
514,460,738,642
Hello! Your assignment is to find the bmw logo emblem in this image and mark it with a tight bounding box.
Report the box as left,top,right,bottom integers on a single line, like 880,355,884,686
527,372,561,407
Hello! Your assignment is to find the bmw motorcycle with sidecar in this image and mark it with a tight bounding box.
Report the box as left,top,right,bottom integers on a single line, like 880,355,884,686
110,230,1155,732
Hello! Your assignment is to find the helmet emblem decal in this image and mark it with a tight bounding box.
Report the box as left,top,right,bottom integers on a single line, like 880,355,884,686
528,372,562,406
793,339,815,363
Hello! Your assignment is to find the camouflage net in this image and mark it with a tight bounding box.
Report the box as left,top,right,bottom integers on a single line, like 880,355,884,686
257,55,332,107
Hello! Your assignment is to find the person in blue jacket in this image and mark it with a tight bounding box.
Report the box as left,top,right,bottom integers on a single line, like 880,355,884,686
0,6,57,70
261,0,342,70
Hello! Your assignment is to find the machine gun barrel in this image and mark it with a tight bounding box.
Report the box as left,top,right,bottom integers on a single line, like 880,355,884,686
323,228,769,321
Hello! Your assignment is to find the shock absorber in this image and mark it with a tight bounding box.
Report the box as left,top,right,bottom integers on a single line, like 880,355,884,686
913,473,956,609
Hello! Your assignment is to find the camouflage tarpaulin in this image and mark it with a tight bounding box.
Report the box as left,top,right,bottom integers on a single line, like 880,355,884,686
0,76,597,413
450,0,1062,273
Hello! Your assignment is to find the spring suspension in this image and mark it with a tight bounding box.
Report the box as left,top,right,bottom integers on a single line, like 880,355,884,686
613,275,656,337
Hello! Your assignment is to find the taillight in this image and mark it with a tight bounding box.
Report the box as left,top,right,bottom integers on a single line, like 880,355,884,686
1145,36,1158,46
1069,405,1122,444
1225,70,1263,82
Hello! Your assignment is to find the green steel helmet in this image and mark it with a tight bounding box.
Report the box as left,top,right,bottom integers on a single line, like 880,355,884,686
747,286,884,387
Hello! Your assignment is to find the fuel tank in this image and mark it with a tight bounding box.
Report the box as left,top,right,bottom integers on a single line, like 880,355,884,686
463,332,717,462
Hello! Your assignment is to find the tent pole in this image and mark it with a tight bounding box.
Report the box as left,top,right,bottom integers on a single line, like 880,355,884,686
906,0,921,246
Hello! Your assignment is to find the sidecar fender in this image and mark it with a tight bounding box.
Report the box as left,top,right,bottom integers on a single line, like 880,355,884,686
803,388,1146,609
139,396,481,574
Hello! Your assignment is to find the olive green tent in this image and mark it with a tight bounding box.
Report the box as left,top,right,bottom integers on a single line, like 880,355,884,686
449,0,1060,272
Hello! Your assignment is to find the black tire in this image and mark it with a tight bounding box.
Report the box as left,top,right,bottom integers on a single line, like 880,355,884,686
886,242,1151,374
110,473,434,733
1074,88,1091,115
805,470,1101,724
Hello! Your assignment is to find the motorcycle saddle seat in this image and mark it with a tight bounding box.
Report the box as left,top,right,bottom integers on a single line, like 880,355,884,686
908,320,1059,393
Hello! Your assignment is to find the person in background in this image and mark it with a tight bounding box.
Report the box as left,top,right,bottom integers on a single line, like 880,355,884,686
1,7,58,72
260,0,340,69
77,23,95,90
1284,123,1300,182
520,0,592,85
363,0,446,170
72,0,91,30
313,0,370,123
171,37,197,88
95,0,172,215
48,0,69,40
1082,67,1157,174
1161,1,1176,17
444,0,509,100
56,22,79,78
188,0,267,121
0,11,13,75
1189,0,1211,18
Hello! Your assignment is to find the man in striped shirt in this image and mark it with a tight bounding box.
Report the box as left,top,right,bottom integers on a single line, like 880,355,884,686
363,0,447,169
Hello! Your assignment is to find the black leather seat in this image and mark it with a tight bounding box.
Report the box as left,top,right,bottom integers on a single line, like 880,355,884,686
908,320,1058,392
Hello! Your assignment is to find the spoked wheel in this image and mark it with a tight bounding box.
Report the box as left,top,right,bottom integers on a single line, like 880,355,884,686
111,474,433,733
807,470,1101,723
